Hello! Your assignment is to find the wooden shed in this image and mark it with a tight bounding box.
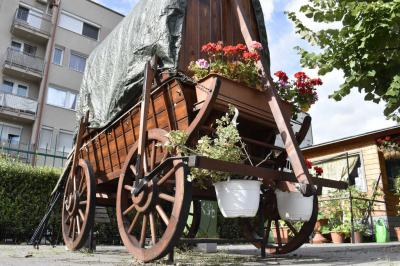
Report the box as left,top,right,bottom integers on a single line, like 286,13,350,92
302,126,400,238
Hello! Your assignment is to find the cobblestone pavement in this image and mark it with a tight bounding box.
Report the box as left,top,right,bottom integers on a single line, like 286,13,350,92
0,242,400,265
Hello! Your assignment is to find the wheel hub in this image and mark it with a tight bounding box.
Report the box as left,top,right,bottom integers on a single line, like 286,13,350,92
131,180,158,213
65,191,80,215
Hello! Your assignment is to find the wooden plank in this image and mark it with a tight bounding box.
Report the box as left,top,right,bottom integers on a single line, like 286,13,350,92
233,0,314,189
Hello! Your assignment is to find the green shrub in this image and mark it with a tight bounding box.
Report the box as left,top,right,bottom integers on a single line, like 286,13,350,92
0,154,62,243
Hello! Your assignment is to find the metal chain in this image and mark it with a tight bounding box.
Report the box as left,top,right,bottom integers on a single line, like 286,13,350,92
174,71,212,94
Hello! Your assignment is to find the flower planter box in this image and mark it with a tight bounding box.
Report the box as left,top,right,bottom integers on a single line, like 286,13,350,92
196,74,292,129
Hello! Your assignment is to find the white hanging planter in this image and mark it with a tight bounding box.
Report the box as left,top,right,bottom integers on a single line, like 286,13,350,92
214,180,261,218
275,190,314,221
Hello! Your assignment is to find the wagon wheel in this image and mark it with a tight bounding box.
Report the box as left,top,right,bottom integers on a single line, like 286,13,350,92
116,128,191,262
61,159,96,250
242,186,317,254
183,200,201,238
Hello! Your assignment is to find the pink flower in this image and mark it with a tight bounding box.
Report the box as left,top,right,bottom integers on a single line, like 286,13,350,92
196,59,209,69
251,41,263,50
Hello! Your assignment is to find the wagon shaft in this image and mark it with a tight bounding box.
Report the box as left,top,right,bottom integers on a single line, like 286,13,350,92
187,156,348,191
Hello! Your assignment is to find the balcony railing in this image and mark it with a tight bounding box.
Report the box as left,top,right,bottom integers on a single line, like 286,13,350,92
0,92,38,115
4,48,45,76
12,7,51,37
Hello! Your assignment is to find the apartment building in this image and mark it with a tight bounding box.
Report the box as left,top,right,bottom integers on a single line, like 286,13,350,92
0,0,123,164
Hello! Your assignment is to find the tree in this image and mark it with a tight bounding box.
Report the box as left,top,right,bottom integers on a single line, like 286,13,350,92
287,0,400,121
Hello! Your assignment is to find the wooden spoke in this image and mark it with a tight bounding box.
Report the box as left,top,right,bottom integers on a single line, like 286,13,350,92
72,218,76,240
128,212,140,234
150,141,157,171
123,203,136,216
157,168,175,185
155,204,169,226
130,164,138,176
275,220,282,247
124,185,134,192
143,150,149,174
159,193,175,203
73,176,77,192
78,209,85,222
76,215,81,235
285,221,299,237
68,217,73,237
78,169,84,192
149,212,157,245
79,200,87,205
140,215,148,248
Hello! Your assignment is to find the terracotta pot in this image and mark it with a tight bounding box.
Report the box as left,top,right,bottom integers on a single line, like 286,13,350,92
314,218,328,232
330,232,345,244
272,226,290,244
311,232,329,244
394,227,400,241
352,231,363,243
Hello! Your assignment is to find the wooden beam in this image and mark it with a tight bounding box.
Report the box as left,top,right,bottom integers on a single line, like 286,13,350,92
136,61,155,176
233,0,314,190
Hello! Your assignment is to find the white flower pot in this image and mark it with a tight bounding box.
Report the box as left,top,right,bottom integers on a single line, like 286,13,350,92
214,180,261,218
275,190,314,221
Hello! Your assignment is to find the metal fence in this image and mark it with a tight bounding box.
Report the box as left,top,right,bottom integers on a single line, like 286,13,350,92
0,140,69,168
4,47,45,75
13,7,52,37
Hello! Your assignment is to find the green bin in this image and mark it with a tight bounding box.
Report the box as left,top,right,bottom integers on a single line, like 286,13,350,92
375,219,389,243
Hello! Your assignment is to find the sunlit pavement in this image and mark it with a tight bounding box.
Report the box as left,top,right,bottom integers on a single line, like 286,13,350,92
0,242,400,265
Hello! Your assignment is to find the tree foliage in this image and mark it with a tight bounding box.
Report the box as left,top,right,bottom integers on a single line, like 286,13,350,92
287,0,400,120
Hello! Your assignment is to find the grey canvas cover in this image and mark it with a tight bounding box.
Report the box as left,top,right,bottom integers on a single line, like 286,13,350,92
77,0,270,129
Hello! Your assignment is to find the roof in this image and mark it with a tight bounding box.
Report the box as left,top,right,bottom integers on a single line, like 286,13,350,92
87,0,125,17
302,125,400,152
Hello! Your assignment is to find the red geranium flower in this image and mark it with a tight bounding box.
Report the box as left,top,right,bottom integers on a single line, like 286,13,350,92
274,71,289,82
311,78,323,86
314,166,323,175
235,43,248,52
385,136,391,141
223,45,239,56
305,159,313,169
243,51,260,61
294,71,308,80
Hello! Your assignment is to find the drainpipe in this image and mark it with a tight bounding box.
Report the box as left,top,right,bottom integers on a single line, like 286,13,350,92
31,0,61,165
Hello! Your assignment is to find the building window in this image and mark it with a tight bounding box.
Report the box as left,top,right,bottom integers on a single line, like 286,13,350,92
82,23,99,40
69,52,86,73
47,86,78,110
1,80,14,94
385,160,400,191
11,41,22,51
39,127,53,149
17,85,28,97
1,80,29,97
11,40,37,56
53,47,64,65
17,6,29,21
59,12,100,40
0,123,22,144
57,131,74,152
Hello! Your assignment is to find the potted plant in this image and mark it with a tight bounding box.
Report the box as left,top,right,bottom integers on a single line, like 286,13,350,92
330,223,350,244
164,106,261,218
376,136,400,159
393,177,400,241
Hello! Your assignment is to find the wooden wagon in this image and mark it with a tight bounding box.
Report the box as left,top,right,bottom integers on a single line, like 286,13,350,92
32,0,347,262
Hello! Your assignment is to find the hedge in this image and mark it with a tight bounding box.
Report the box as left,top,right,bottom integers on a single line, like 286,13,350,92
0,154,62,243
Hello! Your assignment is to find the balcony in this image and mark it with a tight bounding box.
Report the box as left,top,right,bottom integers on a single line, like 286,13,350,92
11,8,51,44
0,92,38,121
3,48,45,82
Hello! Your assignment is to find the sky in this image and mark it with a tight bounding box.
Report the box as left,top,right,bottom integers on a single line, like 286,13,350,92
93,0,397,144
